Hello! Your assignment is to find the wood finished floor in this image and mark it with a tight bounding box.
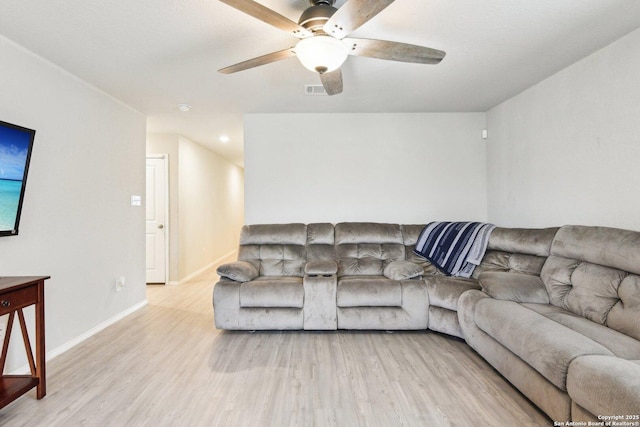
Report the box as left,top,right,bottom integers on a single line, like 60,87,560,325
0,270,550,426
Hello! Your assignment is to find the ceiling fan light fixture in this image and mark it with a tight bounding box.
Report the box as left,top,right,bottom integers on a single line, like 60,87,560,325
295,36,348,74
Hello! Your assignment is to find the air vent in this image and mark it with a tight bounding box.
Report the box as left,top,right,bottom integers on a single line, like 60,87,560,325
304,85,327,96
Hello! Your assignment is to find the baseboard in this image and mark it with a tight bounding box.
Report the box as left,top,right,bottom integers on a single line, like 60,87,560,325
10,299,148,374
175,250,237,285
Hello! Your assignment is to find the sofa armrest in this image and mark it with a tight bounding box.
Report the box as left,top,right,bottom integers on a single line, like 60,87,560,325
305,260,338,276
216,261,259,282
303,271,337,330
384,260,424,280
478,271,549,304
568,355,640,420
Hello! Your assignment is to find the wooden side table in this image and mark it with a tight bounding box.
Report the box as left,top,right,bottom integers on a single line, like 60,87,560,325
0,276,49,409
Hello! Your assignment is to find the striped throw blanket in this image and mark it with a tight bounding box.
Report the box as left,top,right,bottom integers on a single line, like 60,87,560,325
414,222,496,277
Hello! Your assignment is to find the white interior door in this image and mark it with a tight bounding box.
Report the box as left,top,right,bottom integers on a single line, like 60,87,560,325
146,156,168,283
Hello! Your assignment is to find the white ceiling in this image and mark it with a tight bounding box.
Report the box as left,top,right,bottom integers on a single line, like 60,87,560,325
2,0,640,167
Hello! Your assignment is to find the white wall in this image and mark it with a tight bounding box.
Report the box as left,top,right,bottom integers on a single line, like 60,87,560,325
178,136,244,279
487,28,640,230
0,36,146,371
147,134,244,282
245,113,487,224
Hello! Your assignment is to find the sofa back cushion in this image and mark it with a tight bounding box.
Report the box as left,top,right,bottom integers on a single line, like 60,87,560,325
306,223,335,262
337,276,402,307
541,225,640,340
335,223,404,277
473,227,559,277
401,225,557,277
238,223,307,277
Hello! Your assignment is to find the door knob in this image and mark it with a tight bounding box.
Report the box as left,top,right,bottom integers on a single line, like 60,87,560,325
158,224,164,229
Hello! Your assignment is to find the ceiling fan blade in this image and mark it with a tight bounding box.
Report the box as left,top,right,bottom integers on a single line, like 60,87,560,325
218,47,296,74
319,69,343,96
219,0,312,38
344,38,446,64
323,0,395,39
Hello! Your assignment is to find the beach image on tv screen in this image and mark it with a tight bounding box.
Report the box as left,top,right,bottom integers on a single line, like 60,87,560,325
0,125,31,231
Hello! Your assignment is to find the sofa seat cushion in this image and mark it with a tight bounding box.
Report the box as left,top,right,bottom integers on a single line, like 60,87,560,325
522,303,640,359
567,356,640,420
239,276,303,308
337,276,402,307
474,299,614,390
424,276,480,311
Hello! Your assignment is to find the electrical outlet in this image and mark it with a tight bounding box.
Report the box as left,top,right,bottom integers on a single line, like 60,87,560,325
116,276,126,292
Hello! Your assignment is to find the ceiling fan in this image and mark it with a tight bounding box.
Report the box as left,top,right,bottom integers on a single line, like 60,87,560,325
218,0,446,95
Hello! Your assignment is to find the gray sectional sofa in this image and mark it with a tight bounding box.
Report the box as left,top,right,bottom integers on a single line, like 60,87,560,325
213,222,640,423
459,225,640,422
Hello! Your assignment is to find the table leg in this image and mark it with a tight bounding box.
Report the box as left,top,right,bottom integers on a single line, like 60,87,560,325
35,280,46,399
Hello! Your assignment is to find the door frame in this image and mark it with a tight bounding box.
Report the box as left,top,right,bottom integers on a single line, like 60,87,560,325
146,154,170,284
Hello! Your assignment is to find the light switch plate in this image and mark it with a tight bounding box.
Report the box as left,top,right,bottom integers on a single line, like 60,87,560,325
131,195,142,206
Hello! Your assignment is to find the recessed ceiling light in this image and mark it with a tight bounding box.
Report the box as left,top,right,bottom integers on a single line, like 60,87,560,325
219,135,230,143
178,103,191,112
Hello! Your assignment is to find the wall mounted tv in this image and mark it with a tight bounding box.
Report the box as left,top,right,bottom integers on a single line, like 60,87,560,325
0,120,35,236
